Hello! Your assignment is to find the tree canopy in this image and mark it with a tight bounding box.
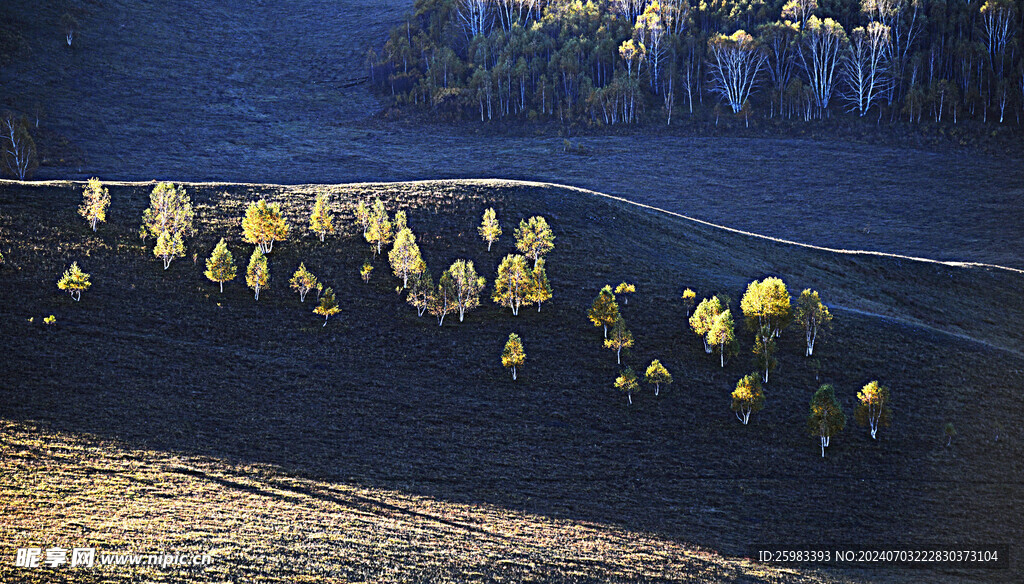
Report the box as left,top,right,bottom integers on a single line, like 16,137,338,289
57,262,91,301
141,182,194,270
731,373,766,425
205,239,237,293
502,332,526,380
79,177,110,231
808,383,846,457
588,285,620,338
242,199,289,253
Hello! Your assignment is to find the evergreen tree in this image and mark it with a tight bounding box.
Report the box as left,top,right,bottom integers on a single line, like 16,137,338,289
588,285,620,338
645,359,672,396
615,367,639,405
141,182,194,269
528,258,552,311
290,263,319,302
795,288,832,356
604,316,634,364
479,207,502,251
855,381,892,440
314,287,340,326
731,373,766,425
449,259,486,322
514,216,555,267
492,254,531,316
242,199,289,253
389,228,424,288
78,177,110,231
204,238,237,292
689,296,724,353
309,192,335,242
808,384,846,458
615,282,636,304
246,248,269,300
57,262,91,301
502,333,525,380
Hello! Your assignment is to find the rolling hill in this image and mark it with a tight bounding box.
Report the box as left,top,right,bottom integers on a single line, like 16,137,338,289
1,179,1022,582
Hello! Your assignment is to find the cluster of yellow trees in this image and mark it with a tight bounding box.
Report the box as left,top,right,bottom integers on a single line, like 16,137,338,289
583,273,894,456
56,180,895,456
59,180,559,375
587,284,672,405
688,277,891,456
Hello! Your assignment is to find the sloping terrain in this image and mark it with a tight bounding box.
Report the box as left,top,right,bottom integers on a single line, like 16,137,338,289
1,179,1022,582
2,1,1023,268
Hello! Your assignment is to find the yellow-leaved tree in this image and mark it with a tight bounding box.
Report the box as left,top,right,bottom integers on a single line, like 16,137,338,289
57,262,91,301
604,315,634,364
808,384,846,458
492,254,531,316
204,238,237,293
645,359,672,396
615,367,639,405
514,216,555,268
246,248,269,300
478,207,502,251
615,282,635,304
242,199,289,253
855,381,892,440
314,287,340,326
290,263,320,302
141,182,194,269
78,177,110,231
309,192,335,242
731,373,765,425
501,333,525,380
588,285,620,338
448,259,486,322
795,288,832,357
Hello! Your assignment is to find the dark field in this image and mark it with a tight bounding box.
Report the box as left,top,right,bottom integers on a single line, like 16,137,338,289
1,180,1022,582
2,1,1023,268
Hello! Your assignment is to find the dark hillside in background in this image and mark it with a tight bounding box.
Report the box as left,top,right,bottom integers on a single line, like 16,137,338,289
0,1,1022,268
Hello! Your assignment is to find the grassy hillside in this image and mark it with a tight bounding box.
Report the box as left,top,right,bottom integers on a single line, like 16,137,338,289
2,1,1023,269
1,179,1023,582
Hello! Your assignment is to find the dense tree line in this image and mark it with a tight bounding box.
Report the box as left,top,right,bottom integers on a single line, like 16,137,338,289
373,0,1024,126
